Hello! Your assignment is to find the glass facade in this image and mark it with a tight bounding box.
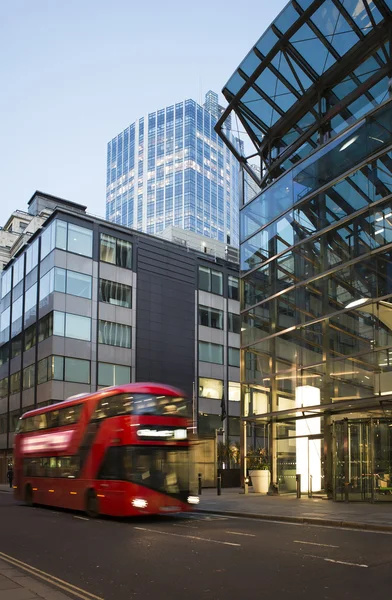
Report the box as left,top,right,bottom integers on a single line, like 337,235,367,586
219,0,392,501
106,92,241,246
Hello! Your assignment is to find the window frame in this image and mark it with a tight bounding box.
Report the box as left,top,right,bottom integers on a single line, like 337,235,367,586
100,233,133,270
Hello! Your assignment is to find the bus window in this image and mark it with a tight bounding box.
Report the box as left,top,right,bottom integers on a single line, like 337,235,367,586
15,418,25,433
59,405,82,426
98,447,124,480
92,393,189,420
47,410,60,428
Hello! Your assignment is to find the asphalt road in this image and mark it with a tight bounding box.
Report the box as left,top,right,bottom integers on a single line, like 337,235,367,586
0,491,391,600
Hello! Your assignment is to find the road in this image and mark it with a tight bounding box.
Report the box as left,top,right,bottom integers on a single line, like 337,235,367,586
0,491,391,600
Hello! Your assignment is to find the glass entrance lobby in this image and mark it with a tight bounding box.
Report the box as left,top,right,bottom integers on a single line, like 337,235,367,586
244,405,392,502
215,0,392,502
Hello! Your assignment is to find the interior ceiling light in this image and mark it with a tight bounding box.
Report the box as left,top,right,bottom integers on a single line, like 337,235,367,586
339,135,359,152
345,298,367,309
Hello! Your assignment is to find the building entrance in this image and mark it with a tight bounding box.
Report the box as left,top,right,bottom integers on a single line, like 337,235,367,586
333,419,392,502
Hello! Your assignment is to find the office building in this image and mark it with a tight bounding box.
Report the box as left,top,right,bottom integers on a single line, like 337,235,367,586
106,91,241,246
217,0,392,501
0,191,240,481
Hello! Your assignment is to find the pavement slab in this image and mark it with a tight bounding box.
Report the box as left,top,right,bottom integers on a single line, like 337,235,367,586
0,559,73,600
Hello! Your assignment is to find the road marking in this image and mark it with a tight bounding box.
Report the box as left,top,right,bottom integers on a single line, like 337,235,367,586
172,523,199,529
325,558,368,568
305,554,368,568
74,516,90,521
294,540,339,548
0,551,103,600
226,531,256,537
134,526,241,547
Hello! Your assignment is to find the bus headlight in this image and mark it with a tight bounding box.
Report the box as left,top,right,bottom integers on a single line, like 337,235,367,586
187,496,200,505
132,498,148,509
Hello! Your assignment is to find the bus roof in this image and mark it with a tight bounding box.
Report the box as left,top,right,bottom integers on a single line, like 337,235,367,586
21,382,186,419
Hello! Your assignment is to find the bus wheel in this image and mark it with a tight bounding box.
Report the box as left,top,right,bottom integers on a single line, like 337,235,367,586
25,485,34,507
85,489,99,518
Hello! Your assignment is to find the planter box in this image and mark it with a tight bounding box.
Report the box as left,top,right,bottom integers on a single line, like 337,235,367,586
249,469,270,494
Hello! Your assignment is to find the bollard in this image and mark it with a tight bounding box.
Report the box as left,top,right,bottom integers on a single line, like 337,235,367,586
198,473,202,496
217,474,222,496
308,475,313,499
244,476,249,495
296,473,301,498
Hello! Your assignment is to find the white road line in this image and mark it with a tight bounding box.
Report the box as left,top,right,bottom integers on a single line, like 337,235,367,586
134,526,241,547
325,558,368,568
172,523,199,529
294,540,339,548
226,531,256,537
74,516,90,521
305,554,368,568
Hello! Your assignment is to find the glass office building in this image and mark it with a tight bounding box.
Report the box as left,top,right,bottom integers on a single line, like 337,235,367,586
217,0,392,501
106,92,241,247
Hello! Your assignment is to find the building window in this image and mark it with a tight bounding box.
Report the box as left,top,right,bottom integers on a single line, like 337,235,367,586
229,381,240,401
199,377,223,399
0,343,9,366
100,234,132,270
41,220,93,259
98,320,132,349
0,377,8,399
1,269,12,299
10,371,21,394
228,347,240,367
40,268,92,301
12,296,23,325
66,271,92,299
67,224,93,257
38,311,91,342
99,279,132,308
53,312,91,341
13,255,25,287
199,306,223,329
0,306,10,344
37,355,90,385
38,312,53,342
24,325,36,352
25,239,39,274
23,364,35,390
198,266,223,295
11,334,22,358
48,356,65,381
199,341,223,364
98,363,131,387
24,284,37,322
228,312,241,334
64,358,90,384
228,276,239,300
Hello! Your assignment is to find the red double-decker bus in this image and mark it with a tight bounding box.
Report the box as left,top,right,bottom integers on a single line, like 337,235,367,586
13,383,198,517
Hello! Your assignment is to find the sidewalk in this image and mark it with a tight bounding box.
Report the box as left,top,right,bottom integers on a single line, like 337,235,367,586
0,484,12,493
0,558,73,600
195,487,392,532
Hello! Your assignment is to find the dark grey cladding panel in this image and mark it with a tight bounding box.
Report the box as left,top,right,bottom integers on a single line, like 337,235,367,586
136,237,196,399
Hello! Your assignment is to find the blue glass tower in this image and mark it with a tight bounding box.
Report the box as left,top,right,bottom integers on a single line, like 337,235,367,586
106,92,241,246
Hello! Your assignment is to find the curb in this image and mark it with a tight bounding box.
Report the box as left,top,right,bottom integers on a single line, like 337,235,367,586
194,508,392,533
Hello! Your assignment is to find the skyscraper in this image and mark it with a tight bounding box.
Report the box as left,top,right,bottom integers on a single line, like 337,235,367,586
106,91,241,246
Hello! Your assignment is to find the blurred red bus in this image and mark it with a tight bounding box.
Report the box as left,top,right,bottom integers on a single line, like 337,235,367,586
13,383,198,517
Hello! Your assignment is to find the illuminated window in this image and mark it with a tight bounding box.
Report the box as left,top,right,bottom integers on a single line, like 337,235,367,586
229,382,240,401
199,377,223,399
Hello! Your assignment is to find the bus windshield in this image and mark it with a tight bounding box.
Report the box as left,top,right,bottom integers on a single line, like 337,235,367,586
93,393,189,419
125,446,191,494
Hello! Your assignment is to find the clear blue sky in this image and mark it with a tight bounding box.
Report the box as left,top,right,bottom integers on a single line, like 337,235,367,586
0,0,287,224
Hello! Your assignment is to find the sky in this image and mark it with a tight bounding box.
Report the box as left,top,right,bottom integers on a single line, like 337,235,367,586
0,0,287,224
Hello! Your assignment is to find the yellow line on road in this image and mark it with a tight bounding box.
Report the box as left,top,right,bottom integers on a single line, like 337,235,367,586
0,551,104,600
